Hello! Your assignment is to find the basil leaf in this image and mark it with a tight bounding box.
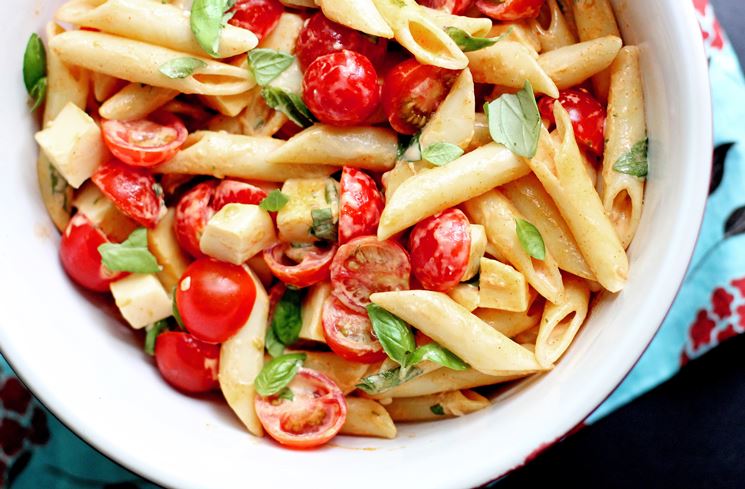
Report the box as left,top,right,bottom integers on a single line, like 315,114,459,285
23,33,46,93
421,142,464,166
278,387,294,401
144,320,169,356
367,304,416,367
255,353,306,397
98,228,161,273
29,78,48,112
310,208,337,242
190,0,235,57
260,86,316,128
271,288,303,346
430,404,445,416
613,138,649,178
259,190,289,212
159,57,207,79
355,365,423,394
445,26,509,53
265,326,285,358
172,293,186,331
484,80,541,158
408,343,468,371
515,218,546,260
248,49,295,86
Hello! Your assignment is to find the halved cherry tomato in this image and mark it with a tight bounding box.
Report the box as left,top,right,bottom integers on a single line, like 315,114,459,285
175,259,257,344
296,13,388,70
263,243,336,289
409,209,471,292
339,167,384,244
330,236,411,312
92,160,165,228
417,0,473,14
101,112,187,168
255,368,347,448
228,0,284,41
212,179,268,212
322,296,386,363
381,59,459,135
476,0,545,21
302,50,381,127
154,332,220,394
539,89,607,155
59,214,124,292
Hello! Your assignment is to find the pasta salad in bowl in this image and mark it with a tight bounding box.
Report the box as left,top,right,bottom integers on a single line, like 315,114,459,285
2,0,710,486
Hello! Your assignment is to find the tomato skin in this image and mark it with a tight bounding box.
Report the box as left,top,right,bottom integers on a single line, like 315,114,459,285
296,13,388,70
381,59,459,135
59,214,124,292
476,0,545,21
338,168,384,244
154,332,220,394
539,89,607,155
212,180,268,211
228,0,284,41
322,296,387,364
409,209,471,292
102,112,187,168
263,243,336,289
255,368,346,448
417,0,473,14
175,259,257,344
174,181,218,259
302,50,381,127
92,160,165,228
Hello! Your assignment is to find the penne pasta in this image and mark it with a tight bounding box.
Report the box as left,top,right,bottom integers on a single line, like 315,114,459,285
535,276,589,368
316,0,394,38
533,0,577,52
299,282,331,343
538,35,622,90
419,68,475,151
489,22,542,53
419,6,492,37
207,87,288,137
478,257,530,312
448,284,480,312
341,398,397,439
200,57,252,117
259,12,305,53
571,0,621,101
467,113,492,152
147,208,191,292
99,83,179,121
474,291,545,339
91,72,124,103
385,390,490,422
298,352,370,395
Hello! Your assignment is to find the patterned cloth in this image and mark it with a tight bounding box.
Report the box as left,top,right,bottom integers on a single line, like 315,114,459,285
0,1,742,486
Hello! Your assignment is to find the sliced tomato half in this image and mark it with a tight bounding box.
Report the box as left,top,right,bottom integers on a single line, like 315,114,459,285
322,296,386,364
102,112,187,168
92,160,165,228
263,243,337,289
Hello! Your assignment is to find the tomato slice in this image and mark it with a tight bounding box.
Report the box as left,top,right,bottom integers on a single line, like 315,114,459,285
409,209,471,292
174,181,217,259
255,368,347,448
154,332,220,394
381,59,459,135
102,112,187,168
330,236,411,312
228,0,284,41
92,160,165,228
322,296,386,364
59,214,124,292
538,89,607,155
417,0,474,14
212,180,268,211
263,243,336,289
339,167,384,244
476,0,545,20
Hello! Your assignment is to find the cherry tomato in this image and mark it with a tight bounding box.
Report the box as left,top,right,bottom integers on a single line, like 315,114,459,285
338,167,384,244
417,0,473,14
228,0,284,41
302,50,381,127
59,214,124,292
101,112,187,168
322,296,386,364
212,179,268,212
263,243,336,289
296,13,388,70
381,59,459,135
476,0,545,21
175,259,257,344
92,160,165,228
154,332,220,394
408,209,471,292
330,236,411,312
538,89,607,155
255,368,346,448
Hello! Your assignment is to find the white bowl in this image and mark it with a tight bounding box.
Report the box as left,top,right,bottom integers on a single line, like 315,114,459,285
0,1,711,488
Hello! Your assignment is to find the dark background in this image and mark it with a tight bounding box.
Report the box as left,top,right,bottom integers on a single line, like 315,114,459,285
496,2,745,487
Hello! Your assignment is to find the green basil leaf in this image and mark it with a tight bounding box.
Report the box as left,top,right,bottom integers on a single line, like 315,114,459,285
421,142,464,166
248,48,295,86
310,208,337,242
355,365,423,394
265,326,285,358
29,77,48,112
271,288,303,346
430,404,445,416
408,343,468,371
613,138,649,178
23,33,47,93
98,228,161,273
515,218,546,260
278,387,294,401
159,57,207,79
445,26,509,53
259,190,289,212
172,292,186,331
366,304,416,367
144,320,169,356
484,80,541,158
260,86,316,128
190,0,235,57
255,353,306,397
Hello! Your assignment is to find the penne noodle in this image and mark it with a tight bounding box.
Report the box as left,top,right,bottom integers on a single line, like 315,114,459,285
259,12,305,53
341,398,397,439
419,69,475,150
56,0,258,58
154,131,338,181
200,57,252,117
316,0,394,38
280,0,318,8
448,284,480,312
99,84,179,121
533,0,577,52
147,208,191,292
557,0,578,38
420,6,492,37
298,282,330,343
538,35,622,90
571,0,621,101
474,292,545,339
385,390,490,422
478,257,530,312
378,143,531,240
467,113,492,152
381,161,432,201
601,47,647,249
297,352,370,395
91,72,124,103
535,276,589,368
489,22,541,53
50,31,254,96
207,87,288,137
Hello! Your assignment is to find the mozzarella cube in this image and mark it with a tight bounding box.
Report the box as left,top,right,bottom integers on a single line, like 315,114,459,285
200,204,277,265
277,178,339,244
299,282,331,343
447,284,480,312
73,181,138,243
34,102,106,188
148,208,191,292
462,224,487,282
110,274,172,330
478,258,529,312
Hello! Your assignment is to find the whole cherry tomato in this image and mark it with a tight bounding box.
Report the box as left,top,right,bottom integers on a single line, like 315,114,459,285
59,214,124,292
302,50,381,126
228,0,284,41
476,0,545,21
154,332,220,394
539,89,607,155
101,112,187,168
263,243,336,289
92,160,165,228
322,296,387,364
417,0,473,14
338,167,384,244
212,179,268,212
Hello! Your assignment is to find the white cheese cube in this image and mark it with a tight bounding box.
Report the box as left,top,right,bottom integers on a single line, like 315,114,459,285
200,204,277,265
478,258,529,312
299,282,331,343
34,102,106,188
277,178,340,244
110,274,172,330
72,181,138,243
462,224,487,282
447,284,480,312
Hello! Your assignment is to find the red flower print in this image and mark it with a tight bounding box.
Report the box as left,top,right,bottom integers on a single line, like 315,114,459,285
716,324,738,343
28,408,49,445
693,0,725,52
738,305,745,329
0,419,27,457
0,378,31,415
711,287,734,319
689,310,716,351
731,277,745,296
680,351,690,367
